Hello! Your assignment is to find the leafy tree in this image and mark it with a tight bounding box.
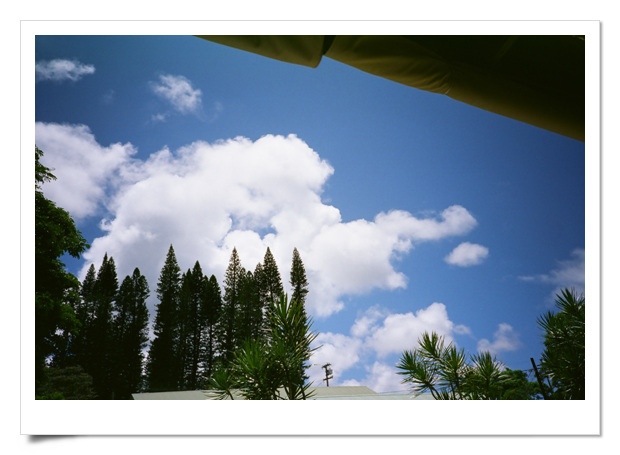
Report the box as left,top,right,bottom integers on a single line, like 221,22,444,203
290,247,309,314
208,294,318,400
35,146,89,388
496,368,542,400
46,289,83,370
112,268,150,399
147,245,182,392
35,366,97,400
537,288,585,399
397,332,509,400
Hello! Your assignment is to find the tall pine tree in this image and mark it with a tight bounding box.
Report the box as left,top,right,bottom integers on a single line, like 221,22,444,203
237,269,262,344
112,268,149,399
260,247,284,325
54,263,96,372
261,247,284,304
147,245,182,392
289,248,311,388
89,253,119,399
177,268,193,389
290,247,309,310
217,248,245,366
178,261,207,390
201,274,222,382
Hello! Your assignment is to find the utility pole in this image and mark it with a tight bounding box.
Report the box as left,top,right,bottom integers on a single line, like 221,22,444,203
322,363,333,387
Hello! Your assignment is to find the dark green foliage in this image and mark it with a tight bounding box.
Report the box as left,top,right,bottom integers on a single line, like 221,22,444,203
177,268,193,389
237,268,263,344
178,261,208,390
208,294,318,400
290,247,309,308
147,245,182,392
112,268,150,399
497,368,542,400
260,247,284,308
35,146,88,388
70,264,97,369
537,288,585,399
397,332,538,400
35,366,97,400
35,173,315,400
89,253,119,399
217,248,245,366
200,274,222,382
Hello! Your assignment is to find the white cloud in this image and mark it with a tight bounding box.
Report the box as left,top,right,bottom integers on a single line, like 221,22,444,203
40,126,479,320
150,74,202,115
364,303,458,357
305,207,477,316
445,242,489,266
35,122,136,219
308,333,363,386
350,306,388,338
35,59,95,82
362,362,409,394
308,301,472,391
477,323,522,355
151,113,169,123
519,248,585,297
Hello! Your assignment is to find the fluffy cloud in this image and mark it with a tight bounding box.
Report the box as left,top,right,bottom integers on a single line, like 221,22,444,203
519,248,585,297
37,124,480,319
150,74,202,115
308,302,473,391
364,303,458,357
361,362,408,394
35,122,136,218
35,59,95,82
445,242,489,266
477,323,521,355
309,303,520,391
307,332,363,386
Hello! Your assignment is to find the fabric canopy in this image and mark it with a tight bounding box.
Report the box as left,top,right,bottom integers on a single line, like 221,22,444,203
197,35,585,142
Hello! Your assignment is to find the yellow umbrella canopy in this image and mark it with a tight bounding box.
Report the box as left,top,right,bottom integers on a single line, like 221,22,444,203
197,35,585,142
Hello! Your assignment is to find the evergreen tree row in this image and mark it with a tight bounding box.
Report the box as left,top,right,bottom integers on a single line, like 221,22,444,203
35,146,311,399
55,244,309,397
52,254,150,399
146,245,310,393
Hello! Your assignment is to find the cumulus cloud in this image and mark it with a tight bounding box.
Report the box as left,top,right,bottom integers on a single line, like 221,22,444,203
362,362,409,394
477,323,522,355
308,303,518,391
364,303,458,357
308,301,473,391
307,332,363,386
519,248,585,297
445,242,489,266
35,59,95,82
39,124,479,320
150,74,202,115
35,122,136,218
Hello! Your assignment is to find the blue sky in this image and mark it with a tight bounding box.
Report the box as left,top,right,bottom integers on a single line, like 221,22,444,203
34,34,586,393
